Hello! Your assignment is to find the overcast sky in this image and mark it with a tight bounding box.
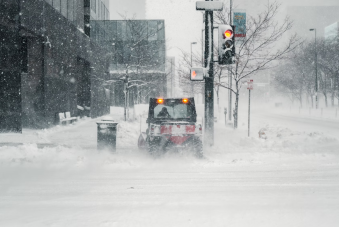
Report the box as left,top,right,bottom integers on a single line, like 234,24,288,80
110,0,339,59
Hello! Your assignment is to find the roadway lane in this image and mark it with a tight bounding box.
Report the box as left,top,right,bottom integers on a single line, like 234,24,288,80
251,110,339,137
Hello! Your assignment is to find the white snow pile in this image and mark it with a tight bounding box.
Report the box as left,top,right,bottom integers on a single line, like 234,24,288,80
209,122,339,167
116,120,140,148
1,120,338,170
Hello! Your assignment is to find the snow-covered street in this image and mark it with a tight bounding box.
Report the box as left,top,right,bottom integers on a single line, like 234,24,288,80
2,0,339,226
1,106,338,227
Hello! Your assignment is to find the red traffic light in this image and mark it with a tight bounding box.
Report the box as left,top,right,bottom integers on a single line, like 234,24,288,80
224,30,233,38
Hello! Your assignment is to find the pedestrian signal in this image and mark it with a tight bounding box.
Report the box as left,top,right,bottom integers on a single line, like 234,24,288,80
190,68,205,81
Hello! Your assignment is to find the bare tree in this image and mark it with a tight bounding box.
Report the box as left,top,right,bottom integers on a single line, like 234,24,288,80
93,15,167,121
273,61,305,106
177,43,228,110
317,38,339,107
214,1,300,128
274,38,339,108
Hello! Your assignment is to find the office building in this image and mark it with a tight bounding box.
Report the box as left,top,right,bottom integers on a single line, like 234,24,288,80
92,19,167,107
0,0,110,132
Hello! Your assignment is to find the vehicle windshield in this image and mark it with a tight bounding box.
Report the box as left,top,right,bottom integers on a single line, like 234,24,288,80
154,103,193,119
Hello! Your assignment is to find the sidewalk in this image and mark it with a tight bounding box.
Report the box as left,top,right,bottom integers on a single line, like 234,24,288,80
0,107,140,150
0,117,101,149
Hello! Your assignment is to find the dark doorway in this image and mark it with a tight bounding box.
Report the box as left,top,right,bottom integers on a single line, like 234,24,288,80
0,23,22,132
77,58,91,114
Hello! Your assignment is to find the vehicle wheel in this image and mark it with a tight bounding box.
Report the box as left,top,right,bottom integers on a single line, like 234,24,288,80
148,139,159,157
192,138,203,158
138,134,146,150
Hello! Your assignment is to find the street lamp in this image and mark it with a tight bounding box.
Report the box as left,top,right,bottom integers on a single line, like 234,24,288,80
191,42,197,96
191,42,197,67
309,28,318,109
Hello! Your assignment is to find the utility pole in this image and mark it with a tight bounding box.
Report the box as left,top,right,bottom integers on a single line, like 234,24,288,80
204,0,214,147
171,58,173,97
247,79,253,137
228,0,233,121
124,75,129,121
309,28,318,109
196,0,223,146
248,89,251,137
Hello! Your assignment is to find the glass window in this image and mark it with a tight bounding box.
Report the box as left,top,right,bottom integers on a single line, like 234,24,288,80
148,21,157,41
101,2,104,20
61,0,67,18
124,42,131,63
126,21,132,41
117,21,126,40
157,21,165,40
53,0,61,12
45,0,52,6
139,21,147,39
91,0,96,12
106,8,109,20
154,103,193,119
115,41,124,64
97,0,100,19
67,0,74,21
107,21,116,41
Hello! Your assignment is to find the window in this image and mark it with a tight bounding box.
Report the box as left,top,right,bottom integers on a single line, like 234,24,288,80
61,0,67,18
157,21,165,40
101,2,104,20
53,0,61,12
148,21,157,41
45,0,52,6
115,41,124,64
106,8,109,20
91,0,96,12
117,21,126,40
67,0,74,21
21,37,28,73
98,0,101,19
154,104,193,119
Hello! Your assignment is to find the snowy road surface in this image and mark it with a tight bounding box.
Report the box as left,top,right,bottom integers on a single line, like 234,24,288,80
253,110,339,136
0,107,339,227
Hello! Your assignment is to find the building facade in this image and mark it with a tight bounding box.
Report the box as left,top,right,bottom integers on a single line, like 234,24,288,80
325,22,339,42
0,0,110,132
92,19,167,107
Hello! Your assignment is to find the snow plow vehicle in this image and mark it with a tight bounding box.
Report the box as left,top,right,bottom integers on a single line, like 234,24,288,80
138,97,203,157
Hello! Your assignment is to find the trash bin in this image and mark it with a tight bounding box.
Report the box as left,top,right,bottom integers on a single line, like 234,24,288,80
96,117,118,151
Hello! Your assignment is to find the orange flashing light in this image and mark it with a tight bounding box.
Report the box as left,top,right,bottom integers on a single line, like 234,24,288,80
182,98,189,104
157,98,164,104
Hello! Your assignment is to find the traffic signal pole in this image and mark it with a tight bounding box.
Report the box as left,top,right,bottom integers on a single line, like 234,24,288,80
204,6,214,147
228,0,233,122
196,0,223,147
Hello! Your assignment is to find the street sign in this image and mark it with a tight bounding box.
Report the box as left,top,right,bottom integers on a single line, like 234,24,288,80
196,1,223,11
190,68,205,81
247,79,253,90
233,10,246,39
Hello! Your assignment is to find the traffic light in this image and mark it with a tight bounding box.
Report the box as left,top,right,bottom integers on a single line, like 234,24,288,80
218,24,235,65
190,68,205,81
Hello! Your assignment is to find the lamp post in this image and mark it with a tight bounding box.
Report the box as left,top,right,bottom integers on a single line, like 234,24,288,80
310,28,318,109
191,42,197,96
191,42,197,67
